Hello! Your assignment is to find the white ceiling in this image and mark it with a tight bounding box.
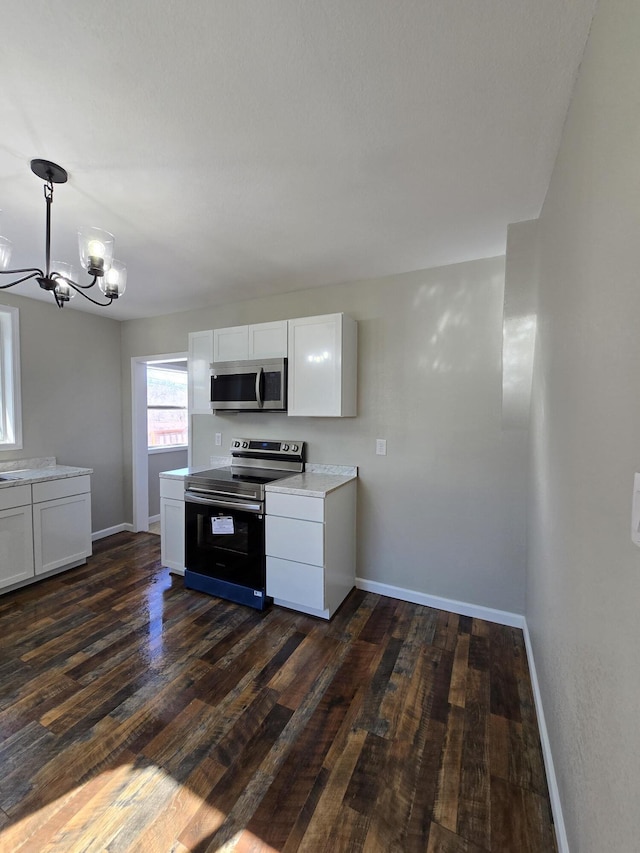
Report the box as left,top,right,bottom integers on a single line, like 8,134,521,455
0,0,597,320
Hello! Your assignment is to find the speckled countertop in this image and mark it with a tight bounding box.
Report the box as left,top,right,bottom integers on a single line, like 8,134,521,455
265,471,357,498
159,462,358,496
0,457,92,489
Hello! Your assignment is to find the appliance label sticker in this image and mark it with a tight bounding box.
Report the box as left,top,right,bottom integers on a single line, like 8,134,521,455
212,516,234,535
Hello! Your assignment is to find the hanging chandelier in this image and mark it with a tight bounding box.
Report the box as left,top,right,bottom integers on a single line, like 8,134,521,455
0,159,127,308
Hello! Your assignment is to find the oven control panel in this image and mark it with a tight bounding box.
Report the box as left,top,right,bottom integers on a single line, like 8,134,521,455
231,437,304,456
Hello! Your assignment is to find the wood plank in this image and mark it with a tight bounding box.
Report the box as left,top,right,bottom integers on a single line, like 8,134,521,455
456,667,491,850
433,704,466,832
448,633,470,708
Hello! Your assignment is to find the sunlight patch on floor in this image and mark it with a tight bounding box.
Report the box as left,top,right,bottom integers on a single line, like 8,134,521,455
0,761,237,852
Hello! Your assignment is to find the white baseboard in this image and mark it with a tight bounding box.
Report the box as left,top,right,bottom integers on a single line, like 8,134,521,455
522,621,569,853
354,578,525,628
92,523,134,541
148,513,160,525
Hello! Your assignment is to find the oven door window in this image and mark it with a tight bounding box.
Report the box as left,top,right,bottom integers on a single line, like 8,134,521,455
185,503,265,590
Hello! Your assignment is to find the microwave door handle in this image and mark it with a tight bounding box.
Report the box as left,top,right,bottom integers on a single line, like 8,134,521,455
255,367,264,408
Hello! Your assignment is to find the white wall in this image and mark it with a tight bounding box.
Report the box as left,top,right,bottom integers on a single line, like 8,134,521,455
122,255,528,613
0,291,124,533
527,0,640,849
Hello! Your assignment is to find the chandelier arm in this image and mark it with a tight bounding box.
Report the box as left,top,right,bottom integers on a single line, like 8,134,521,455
56,276,115,307
68,274,100,290
0,270,43,289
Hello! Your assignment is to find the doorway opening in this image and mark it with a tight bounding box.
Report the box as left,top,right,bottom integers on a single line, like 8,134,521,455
131,352,188,533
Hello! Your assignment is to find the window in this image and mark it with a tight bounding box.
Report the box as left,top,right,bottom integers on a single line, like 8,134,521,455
0,305,22,451
147,364,188,450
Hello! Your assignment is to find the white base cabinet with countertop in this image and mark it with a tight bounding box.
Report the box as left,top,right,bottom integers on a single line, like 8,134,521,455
0,466,92,594
160,474,185,574
265,478,356,619
0,484,34,590
32,475,92,576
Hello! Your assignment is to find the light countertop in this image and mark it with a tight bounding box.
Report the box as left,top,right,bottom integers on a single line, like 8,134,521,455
265,472,357,498
0,463,92,489
159,463,358,496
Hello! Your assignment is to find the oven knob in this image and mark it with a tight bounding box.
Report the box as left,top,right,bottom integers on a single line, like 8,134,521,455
282,444,289,451
233,441,241,448
242,441,249,448
291,444,298,452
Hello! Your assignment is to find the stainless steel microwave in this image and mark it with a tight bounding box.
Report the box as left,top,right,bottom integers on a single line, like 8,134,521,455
210,358,287,412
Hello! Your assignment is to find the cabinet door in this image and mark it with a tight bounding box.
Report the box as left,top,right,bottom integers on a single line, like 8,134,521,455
188,330,214,415
213,326,249,362
0,504,34,590
288,313,357,417
160,497,185,573
33,492,92,576
248,321,288,359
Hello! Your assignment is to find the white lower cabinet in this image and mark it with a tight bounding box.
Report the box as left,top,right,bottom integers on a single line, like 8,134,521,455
265,480,356,619
160,477,185,574
0,474,92,593
0,485,34,591
32,476,92,576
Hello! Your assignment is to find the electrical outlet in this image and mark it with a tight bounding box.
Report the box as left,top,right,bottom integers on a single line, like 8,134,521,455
376,438,387,456
215,432,222,446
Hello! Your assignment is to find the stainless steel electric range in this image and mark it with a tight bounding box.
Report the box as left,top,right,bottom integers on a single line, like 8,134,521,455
184,437,305,610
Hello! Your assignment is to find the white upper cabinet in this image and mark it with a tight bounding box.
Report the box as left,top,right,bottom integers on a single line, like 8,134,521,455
287,313,357,417
248,321,288,359
188,330,214,415
213,325,249,362
213,321,288,362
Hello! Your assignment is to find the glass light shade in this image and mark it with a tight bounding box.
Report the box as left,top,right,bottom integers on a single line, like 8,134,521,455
0,236,12,270
78,226,114,276
51,262,77,300
99,259,127,298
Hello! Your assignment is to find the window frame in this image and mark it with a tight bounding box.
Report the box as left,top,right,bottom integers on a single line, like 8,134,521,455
0,305,22,452
146,363,188,452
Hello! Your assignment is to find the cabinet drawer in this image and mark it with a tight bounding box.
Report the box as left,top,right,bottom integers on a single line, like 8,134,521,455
266,515,323,565
266,492,324,522
32,475,90,504
266,557,324,610
160,477,185,501
0,484,31,511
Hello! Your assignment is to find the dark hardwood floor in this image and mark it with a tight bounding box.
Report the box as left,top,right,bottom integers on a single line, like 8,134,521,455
0,532,557,852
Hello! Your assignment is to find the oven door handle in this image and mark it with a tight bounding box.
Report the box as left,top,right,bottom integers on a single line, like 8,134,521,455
184,491,263,514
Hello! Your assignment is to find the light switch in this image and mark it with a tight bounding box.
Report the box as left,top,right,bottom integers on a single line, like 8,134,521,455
376,438,387,456
215,432,222,446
